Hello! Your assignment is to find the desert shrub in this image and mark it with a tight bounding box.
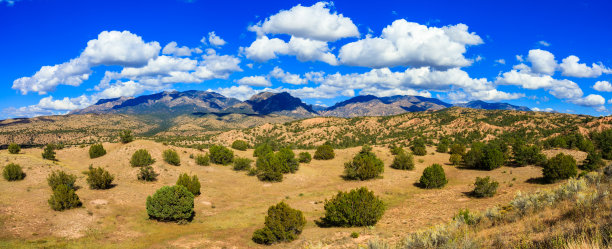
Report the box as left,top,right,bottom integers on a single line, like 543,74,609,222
137,166,158,181
389,145,404,155
436,141,448,153
581,151,605,171
450,143,466,155
48,184,82,211
88,143,106,159
195,154,210,166
252,202,306,245
162,149,180,166
319,187,385,227
543,153,577,182
449,153,462,166
42,144,56,161
298,152,311,163
130,149,155,167
47,171,77,190
233,157,253,171
277,147,299,173
411,140,427,156
419,164,447,189
256,152,283,182
513,144,546,166
85,166,114,190
119,130,134,143
472,176,499,198
8,143,20,154
146,185,194,222
176,173,201,196
453,208,479,225
591,129,612,159
3,163,25,181
209,145,234,165
253,143,274,157
390,151,414,170
351,232,360,238
344,145,384,180
314,144,335,160
231,140,249,151
464,143,505,170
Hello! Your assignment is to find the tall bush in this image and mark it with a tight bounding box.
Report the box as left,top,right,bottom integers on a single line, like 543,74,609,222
252,202,306,245
209,145,234,165
137,166,158,181
231,140,249,151
298,152,311,163
314,144,335,160
581,151,605,171
195,154,210,166
176,173,200,196
162,149,180,166
256,152,283,182
276,147,298,173
89,143,106,159
85,166,114,190
472,176,499,198
47,171,77,190
319,187,385,227
233,157,253,171
390,151,414,170
253,143,274,157
42,144,56,161
543,153,577,182
411,139,427,156
8,143,20,154
3,163,25,181
130,149,155,167
419,164,447,189
48,184,82,211
344,145,384,180
119,130,134,143
146,185,194,222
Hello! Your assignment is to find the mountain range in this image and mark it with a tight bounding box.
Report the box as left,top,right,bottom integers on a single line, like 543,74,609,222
71,90,530,118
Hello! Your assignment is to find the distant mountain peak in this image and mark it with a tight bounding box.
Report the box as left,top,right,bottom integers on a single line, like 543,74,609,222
456,100,531,111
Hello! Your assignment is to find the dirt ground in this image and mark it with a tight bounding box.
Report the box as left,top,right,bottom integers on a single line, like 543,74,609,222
0,141,574,248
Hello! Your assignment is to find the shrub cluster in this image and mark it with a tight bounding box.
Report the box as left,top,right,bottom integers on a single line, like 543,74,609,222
256,152,283,182
42,144,56,161
344,146,384,180
411,139,427,156
233,157,253,171
464,142,505,170
137,166,158,181
8,143,20,154
162,149,180,166
85,166,114,190
389,145,404,155
313,144,335,160
130,149,155,167
231,140,249,151
47,170,77,190
513,142,546,166
89,143,106,159
449,153,462,166
319,187,385,227
48,184,82,211
253,143,274,157
3,163,25,181
119,130,134,143
419,164,447,189
581,151,604,171
390,151,414,170
146,185,194,222
543,153,577,183
298,152,311,163
176,173,200,196
195,154,210,166
472,176,499,198
209,145,234,165
252,202,306,245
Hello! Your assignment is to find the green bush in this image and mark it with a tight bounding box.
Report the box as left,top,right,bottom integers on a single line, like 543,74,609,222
450,143,466,156
314,144,335,160
350,232,359,238
252,202,306,245
344,146,384,180
3,163,25,181
543,153,577,182
231,140,249,151
48,184,82,211
581,151,605,171
592,129,612,159
256,152,283,182
298,152,311,163
119,130,134,143
176,173,200,196
8,143,20,154
130,149,155,167
253,143,274,157
162,149,180,166
85,166,114,190
319,187,385,227
513,144,546,166
389,145,404,155
449,153,462,166
137,166,158,181
89,143,106,159
464,143,505,170
195,154,210,166
233,157,253,171
42,144,56,161
47,171,77,190
276,147,298,173
419,164,447,189
411,140,427,156
146,185,194,222
390,151,414,170
209,145,234,165
436,142,448,153
472,176,499,198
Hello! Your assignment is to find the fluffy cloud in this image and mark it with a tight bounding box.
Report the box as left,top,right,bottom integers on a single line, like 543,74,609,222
212,85,260,101
12,58,91,94
448,89,524,102
206,32,226,46
570,94,606,107
496,70,583,99
242,36,337,65
248,2,359,41
162,41,201,57
559,55,611,78
2,95,94,118
98,81,151,99
532,107,554,112
270,67,307,85
242,36,289,61
593,81,612,92
236,76,271,87
338,20,483,68
527,49,557,75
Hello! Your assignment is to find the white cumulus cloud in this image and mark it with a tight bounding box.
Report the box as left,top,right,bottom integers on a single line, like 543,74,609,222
559,55,611,78
236,76,271,87
270,67,307,85
593,81,612,92
527,49,557,75
570,94,606,107
207,31,227,46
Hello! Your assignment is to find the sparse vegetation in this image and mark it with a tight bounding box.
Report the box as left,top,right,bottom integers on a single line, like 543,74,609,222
231,140,249,151
146,185,194,222
390,151,414,170
319,187,385,227
543,153,577,183
472,176,499,198
8,143,20,154
298,151,311,163
42,144,56,161
252,202,306,245
48,184,82,211
344,145,384,180
162,149,180,166
130,149,155,167
47,170,77,190
419,164,447,189
176,173,201,196
88,143,106,159
314,144,335,160
3,163,25,181
119,130,134,143
209,145,234,165
85,165,114,189
195,153,210,166
233,157,253,171
137,166,158,181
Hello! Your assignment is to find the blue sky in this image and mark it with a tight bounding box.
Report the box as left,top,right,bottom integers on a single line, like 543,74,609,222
1,0,611,118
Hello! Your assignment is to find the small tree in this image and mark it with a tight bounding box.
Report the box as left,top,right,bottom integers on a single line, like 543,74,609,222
162,149,180,166
389,145,404,155
47,171,77,190
89,143,106,159
176,173,201,196
252,202,306,245
450,143,466,156
231,140,249,151
48,184,82,211
119,130,134,143
3,163,25,181
256,152,283,182
298,152,311,163
581,151,605,171
209,145,234,165
130,149,155,167
195,154,210,166
449,153,462,166
137,166,158,181
85,166,114,190
314,144,335,160
233,157,253,171
344,146,384,180
543,153,577,183
276,147,299,173
42,144,56,161
411,140,427,156
472,176,499,198
419,164,447,189
513,144,546,166
8,143,20,154
146,185,194,222
436,141,449,153
253,143,274,157
319,187,385,227
390,151,414,170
